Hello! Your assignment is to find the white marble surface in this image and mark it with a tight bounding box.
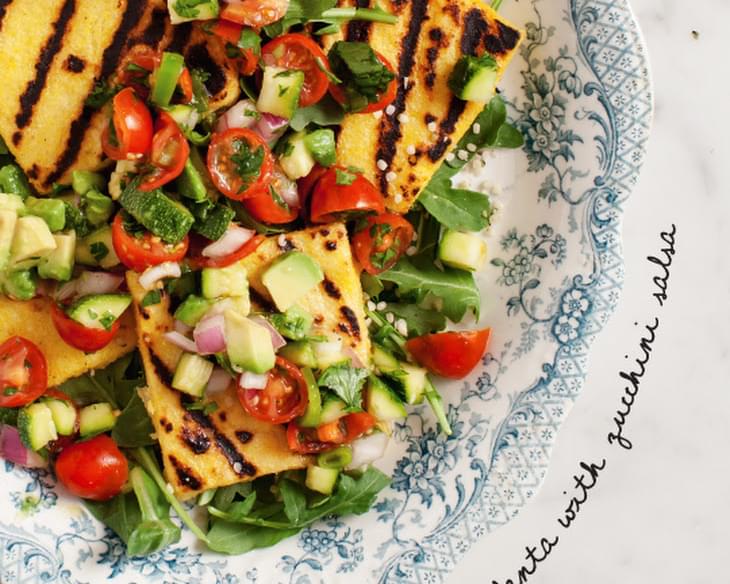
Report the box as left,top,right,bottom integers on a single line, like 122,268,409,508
451,0,730,582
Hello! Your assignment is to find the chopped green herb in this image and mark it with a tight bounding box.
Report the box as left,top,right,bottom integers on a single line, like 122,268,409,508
318,362,368,412
230,138,265,194
141,290,162,308
335,168,357,186
90,241,109,262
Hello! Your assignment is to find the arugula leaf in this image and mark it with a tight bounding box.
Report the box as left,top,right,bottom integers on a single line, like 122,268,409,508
279,479,307,524
383,303,447,337
59,353,143,409
207,520,301,555
289,94,345,132
378,258,480,322
418,96,523,232
112,391,155,448
263,0,395,37
318,362,369,412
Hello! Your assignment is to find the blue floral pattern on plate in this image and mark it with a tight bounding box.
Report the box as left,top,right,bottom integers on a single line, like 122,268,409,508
0,0,652,582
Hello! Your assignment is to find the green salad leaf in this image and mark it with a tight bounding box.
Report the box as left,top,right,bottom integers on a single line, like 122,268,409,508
59,353,143,409
382,303,447,337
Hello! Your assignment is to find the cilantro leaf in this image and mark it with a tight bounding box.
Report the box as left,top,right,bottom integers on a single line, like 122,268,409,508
230,138,265,193
317,362,369,411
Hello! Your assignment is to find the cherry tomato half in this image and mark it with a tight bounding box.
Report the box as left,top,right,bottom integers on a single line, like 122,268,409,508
212,20,259,76
220,0,288,28
352,213,414,275
262,34,331,107
238,357,309,424
55,435,128,501
139,111,190,191
187,232,264,269
297,164,328,208
111,214,189,273
50,303,122,353
102,88,153,161
329,51,397,114
287,422,332,454
0,337,47,408
406,329,492,379
243,168,300,224
310,166,386,224
207,128,274,200
316,412,376,445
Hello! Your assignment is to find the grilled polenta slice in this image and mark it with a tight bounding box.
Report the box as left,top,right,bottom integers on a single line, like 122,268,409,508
322,0,523,213
126,223,369,499
0,0,239,193
0,297,135,387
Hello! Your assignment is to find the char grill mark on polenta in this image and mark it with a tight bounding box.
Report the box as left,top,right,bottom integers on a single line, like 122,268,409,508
13,0,76,145
374,0,429,193
0,0,11,33
168,454,203,490
345,0,372,42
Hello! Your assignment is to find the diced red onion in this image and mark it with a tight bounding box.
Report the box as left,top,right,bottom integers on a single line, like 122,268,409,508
239,371,269,390
202,225,255,258
207,367,233,394
343,345,366,369
254,113,288,145
139,262,181,291
0,425,46,468
174,319,192,335
270,168,300,208
347,432,389,470
163,331,198,353
216,99,259,133
250,316,286,351
56,272,123,302
194,314,227,355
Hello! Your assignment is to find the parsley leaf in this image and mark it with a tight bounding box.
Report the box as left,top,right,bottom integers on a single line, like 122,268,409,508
85,80,121,109
173,0,211,18
335,168,357,186
90,241,109,262
230,138,265,194
269,307,313,341
318,362,369,412
328,42,395,112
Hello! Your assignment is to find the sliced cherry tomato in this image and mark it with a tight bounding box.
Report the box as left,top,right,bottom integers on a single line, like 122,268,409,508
353,213,414,275
238,357,308,424
220,0,288,28
316,412,376,445
111,214,189,272
207,128,274,200
50,303,122,353
406,329,492,379
102,88,153,161
287,422,332,454
212,20,259,76
310,166,386,224
0,337,47,408
329,51,397,114
297,164,328,208
178,67,194,103
139,111,190,191
187,232,264,269
118,46,159,84
55,435,129,501
262,34,331,107
243,168,299,224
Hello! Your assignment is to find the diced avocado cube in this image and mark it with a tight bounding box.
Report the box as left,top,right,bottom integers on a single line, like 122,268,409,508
119,184,194,244
44,398,78,436
262,252,324,312
172,353,214,397
24,197,67,232
0,164,31,199
257,66,305,120
38,232,76,282
2,269,37,300
18,402,57,451
366,376,407,421
279,341,318,369
167,0,220,24
270,305,314,340
305,465,339,495
75,226,120,269
81,190,114,226
0,209,18,271
79,403,117,438
279,132,316,180
448,53,499,103
438,230,487,272
304,129,336,167
0,193,25,213
202,261,249,299
174,295,212,327
224,311,275,374
9,215,57,268
72,170,106,195
297,368,322,428
66,294,132,330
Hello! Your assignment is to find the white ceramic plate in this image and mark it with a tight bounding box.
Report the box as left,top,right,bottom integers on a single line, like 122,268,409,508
0,0,652,582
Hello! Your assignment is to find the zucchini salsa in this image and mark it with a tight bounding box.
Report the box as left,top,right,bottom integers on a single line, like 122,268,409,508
0,0,524,557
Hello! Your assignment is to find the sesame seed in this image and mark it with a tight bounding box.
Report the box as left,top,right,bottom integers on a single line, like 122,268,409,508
373,110,383,119
377,159,388,171
457,150,469,161
406,145,416,156
403,76,409,86
398,113,409,123
427,121,438,133
376,301,387,311
166,483,174,494
411,231,418,242
394,193,403,204
233,462,243,474
472,123,481,134
367,300,376,311
467,143,478,153
395,319,408,336
385,105,396,116
277,234,286,247
445,152,455,162
386,171,397,183
365,317,372,327
406,245,417,256
386,313,395,324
